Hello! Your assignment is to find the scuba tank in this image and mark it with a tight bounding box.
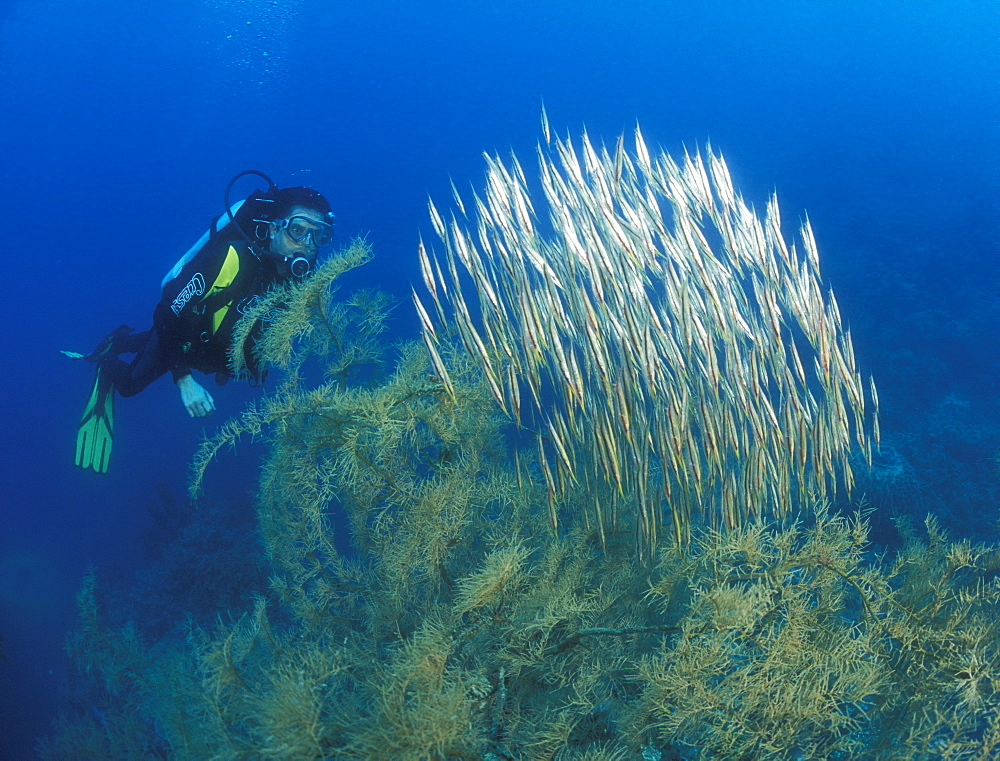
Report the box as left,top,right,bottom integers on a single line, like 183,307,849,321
161,193,259,287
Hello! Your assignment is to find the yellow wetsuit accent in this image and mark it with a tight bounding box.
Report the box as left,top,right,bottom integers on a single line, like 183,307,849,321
207,245,240,335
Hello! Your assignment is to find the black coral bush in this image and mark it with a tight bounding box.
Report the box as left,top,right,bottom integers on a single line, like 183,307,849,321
44,241,1000,760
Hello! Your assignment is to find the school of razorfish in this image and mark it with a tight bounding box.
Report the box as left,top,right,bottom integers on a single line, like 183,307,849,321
414,116,878,555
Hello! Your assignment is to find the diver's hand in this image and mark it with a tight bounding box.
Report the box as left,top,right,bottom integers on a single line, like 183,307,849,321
176,374,216,418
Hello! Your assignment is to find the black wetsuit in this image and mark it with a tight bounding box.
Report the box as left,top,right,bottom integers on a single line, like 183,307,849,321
102,239,286,397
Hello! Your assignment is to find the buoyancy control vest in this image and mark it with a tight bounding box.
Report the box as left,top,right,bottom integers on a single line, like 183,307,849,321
157,191,285,382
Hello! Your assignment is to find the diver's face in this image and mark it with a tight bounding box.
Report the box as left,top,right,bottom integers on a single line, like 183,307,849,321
268,205,328,259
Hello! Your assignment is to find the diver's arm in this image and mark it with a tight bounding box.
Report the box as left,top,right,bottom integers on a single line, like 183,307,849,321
175,373,216,418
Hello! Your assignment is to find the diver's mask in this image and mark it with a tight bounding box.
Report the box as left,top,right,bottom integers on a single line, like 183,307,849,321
270,215,334,278
273,215,335,248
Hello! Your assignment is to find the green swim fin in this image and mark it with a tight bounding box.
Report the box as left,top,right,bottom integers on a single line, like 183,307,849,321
75,364,115,473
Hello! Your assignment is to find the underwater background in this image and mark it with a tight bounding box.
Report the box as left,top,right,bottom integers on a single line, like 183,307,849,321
0,0,995,757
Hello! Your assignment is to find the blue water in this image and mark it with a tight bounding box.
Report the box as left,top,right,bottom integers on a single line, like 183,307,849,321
0,1,995,755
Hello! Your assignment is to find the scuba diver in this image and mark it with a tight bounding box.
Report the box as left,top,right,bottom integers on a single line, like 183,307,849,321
68,171,335,473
